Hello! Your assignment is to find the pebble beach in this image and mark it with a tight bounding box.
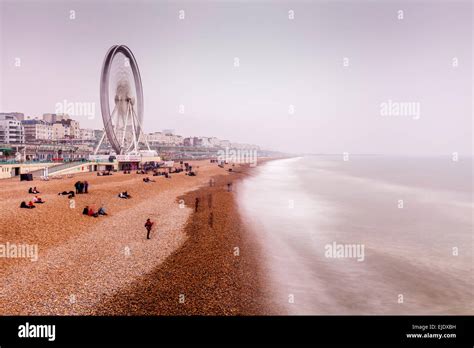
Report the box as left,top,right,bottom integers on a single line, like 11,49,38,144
0,160,279,315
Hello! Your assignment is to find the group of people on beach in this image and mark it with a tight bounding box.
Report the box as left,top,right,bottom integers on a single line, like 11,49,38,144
28,187,40,194
17,161,213,240
74,181,89,194
133,161,193,178
21,187,45,209
82,205,107,218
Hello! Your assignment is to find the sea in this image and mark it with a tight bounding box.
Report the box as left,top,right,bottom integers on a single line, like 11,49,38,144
238,156,473,314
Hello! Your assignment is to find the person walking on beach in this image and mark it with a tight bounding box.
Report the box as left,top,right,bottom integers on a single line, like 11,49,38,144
227,182,233,192
145,218,154,240
84,181,89,194
208,211,214,228
207,194,213,208
195,197,200,212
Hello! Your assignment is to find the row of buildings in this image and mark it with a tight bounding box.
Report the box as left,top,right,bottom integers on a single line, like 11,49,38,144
0,113,95,144
0,112,259,156
147,131,258,150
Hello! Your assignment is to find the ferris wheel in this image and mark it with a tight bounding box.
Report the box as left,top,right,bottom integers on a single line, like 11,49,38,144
95,45,150,155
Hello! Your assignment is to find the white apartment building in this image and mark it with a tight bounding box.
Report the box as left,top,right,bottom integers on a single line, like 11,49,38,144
219,139,231,148
147,132,184,146
66,119,81,139
0,114,25,144
80,128,95,140
230,142,260,150
22,119,53,142
50,119,81,140
147,132,165,143
207,137,221,147
52,123,69,140
197,137,213,147
0,112,24,122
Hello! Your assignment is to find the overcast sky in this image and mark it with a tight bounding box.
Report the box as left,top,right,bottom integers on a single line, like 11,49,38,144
0,0,472,155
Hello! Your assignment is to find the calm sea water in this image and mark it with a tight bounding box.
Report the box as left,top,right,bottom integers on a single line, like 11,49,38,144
238,156,473,314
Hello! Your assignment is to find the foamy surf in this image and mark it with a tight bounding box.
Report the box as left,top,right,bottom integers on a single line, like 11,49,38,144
238,156,473,314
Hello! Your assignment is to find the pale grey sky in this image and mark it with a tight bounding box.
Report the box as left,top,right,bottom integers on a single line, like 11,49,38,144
0,0,472,155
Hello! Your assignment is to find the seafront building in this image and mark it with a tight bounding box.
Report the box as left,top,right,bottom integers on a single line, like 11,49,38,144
22,119,54,142
80,128,95,141
0,112,25,121
147,131,184,146
51,118,81,140
0,114,25,144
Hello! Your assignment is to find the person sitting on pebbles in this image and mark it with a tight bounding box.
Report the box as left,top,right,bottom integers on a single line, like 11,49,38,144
88,207,99,218
98,206,107,216
33,196,45,204
118,191,131,199
28,187,40,194
20,201,35,209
